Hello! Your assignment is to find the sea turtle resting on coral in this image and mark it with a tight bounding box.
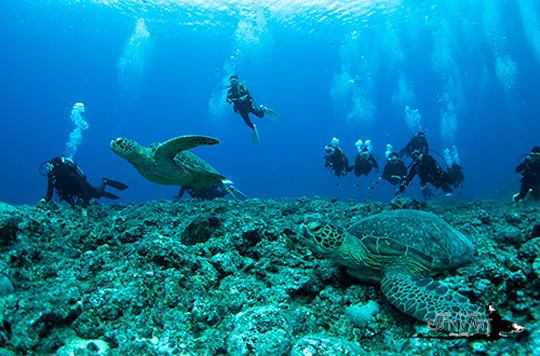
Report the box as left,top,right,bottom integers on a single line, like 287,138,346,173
110,135,237,200
298,209,483,330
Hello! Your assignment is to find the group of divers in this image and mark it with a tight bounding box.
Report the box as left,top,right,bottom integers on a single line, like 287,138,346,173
323,132,463,200
37,75,540,209
324,132,540,202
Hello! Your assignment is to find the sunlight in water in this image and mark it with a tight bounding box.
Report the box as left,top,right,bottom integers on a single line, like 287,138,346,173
74,0,402,33
47,0,532,143
90,0,399,13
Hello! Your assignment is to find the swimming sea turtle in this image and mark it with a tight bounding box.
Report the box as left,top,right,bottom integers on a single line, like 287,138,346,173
298,209,483,330
110,135,236,199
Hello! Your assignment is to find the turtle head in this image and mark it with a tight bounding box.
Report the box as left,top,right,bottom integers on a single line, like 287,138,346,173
110,138,139,159
298,219,346,255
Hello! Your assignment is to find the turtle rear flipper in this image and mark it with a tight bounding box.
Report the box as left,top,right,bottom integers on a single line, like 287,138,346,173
381,274,485,333
156,135,220,159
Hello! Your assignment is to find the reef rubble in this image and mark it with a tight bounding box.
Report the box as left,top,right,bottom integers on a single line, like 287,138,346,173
0,197,538,355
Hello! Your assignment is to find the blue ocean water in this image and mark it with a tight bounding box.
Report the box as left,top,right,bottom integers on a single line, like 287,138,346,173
1,0,539,205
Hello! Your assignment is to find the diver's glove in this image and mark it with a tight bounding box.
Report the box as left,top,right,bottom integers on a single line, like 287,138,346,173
37,198,56,209
368,177,382,190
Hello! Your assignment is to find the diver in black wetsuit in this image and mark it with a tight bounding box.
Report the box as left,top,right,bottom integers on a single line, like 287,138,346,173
324,138,351,178
399,132,429,159
398,152,452,198
514,146,540,202
382,152,407,185
351,139,378,182
40,156,127,208
226,75,271,145
446,163,465,189
175,185,227,201
174,180,247,201
353,149,379,177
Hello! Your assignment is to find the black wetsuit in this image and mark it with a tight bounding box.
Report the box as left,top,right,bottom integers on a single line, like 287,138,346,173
401,154,452,194
353,153,379,177
446,163,465,188
515,155,540,201
226,84,264,129
324,147,350,177
382,159,407,185
43,157,126,207
399,133,429,159
176,185,227,201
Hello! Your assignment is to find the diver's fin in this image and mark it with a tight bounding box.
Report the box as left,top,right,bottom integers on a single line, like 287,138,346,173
232,188,248,201
252,125,261,145
262,106,279,122
103,178,128,191
101,191,120,200
218,181,238,201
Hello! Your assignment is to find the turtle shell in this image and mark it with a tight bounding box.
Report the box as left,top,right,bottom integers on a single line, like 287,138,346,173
347,209,474,271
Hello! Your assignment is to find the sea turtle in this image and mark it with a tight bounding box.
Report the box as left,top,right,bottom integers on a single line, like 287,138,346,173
298,209,484,331
110,135,236,199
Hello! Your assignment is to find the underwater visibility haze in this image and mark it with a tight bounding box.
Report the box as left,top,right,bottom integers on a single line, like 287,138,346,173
1,0,540,204
2,1,540,355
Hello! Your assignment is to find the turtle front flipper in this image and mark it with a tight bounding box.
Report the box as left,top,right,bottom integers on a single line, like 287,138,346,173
156,135,220,159
381,274,486,333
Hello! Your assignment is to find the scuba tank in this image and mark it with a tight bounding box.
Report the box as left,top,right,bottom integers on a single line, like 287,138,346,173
61,156,86,180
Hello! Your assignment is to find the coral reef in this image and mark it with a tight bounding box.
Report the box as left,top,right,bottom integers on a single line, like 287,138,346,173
345,300,380,329
0,197,538,355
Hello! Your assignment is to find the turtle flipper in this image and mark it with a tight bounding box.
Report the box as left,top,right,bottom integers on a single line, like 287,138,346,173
381,274,486,332
156,136,220,159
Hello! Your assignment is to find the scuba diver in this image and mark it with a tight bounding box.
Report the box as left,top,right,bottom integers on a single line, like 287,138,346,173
174,180,247,201
398,151,453,199
399,132,429,159
443,146,464,189
513,146,540,202
40,156,128,208
226,75,279,145
352,139,379,178
324,137,351,178
446,163,465,189
382,152,407,185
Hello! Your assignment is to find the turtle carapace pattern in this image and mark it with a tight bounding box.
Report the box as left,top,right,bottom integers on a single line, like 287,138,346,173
298,209,483,329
